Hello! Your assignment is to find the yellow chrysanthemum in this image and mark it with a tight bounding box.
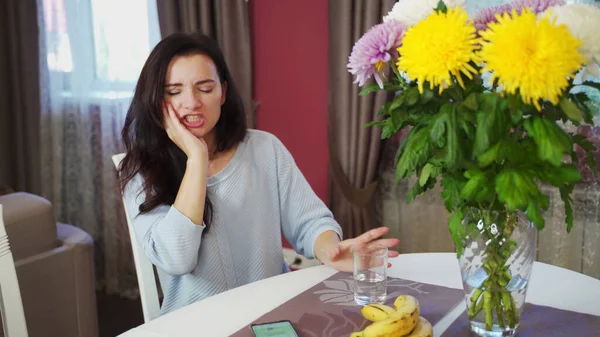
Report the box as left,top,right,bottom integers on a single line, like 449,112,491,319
479,9,585,111
397,8,479,95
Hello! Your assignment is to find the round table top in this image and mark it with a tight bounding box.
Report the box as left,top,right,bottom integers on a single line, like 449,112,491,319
118,253,600,337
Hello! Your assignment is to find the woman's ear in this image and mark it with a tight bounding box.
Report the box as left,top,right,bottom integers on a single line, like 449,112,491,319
221,81,228,105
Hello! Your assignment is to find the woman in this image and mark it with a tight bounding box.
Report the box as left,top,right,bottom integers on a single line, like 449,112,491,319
119,32,399,315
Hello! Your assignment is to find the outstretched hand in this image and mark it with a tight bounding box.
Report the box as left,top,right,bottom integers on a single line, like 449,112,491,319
324,227,400,272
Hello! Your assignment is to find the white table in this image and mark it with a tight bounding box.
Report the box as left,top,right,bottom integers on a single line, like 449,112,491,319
118,253,600,337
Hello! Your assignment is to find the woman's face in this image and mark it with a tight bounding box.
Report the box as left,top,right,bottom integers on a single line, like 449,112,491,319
163,53,227,141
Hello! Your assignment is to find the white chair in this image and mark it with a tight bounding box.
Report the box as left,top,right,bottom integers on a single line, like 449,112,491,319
112,153,161,322
0,204,29,337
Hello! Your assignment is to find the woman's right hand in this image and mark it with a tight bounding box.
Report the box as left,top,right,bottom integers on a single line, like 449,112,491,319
163,102,209,167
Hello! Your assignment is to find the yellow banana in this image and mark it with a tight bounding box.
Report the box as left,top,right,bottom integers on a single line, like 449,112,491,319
360,303,396,322
350,295,422,337
361,304,420,337
393,295,419,312
404,317,433,337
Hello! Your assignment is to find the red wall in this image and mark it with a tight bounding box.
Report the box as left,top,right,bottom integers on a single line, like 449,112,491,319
250,0,330,204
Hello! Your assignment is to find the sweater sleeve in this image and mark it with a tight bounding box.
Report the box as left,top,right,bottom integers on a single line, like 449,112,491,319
122,174,205,276
272,137,344,259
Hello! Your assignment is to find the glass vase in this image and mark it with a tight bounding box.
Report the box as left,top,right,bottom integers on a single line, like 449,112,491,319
458,209,537,336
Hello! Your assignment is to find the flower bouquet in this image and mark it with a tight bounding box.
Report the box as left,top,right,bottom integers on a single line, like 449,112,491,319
347,0,600,335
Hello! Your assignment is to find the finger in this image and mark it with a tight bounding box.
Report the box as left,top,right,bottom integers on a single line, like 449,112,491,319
355,227,389,244
388,263,392,268
167,103,181,127
162,102,174,129
337,239,355,251
370,238,400,249
329,246,341,261
388,250,400,258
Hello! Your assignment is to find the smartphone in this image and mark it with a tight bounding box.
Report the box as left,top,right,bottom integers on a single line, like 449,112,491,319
250,320,299,337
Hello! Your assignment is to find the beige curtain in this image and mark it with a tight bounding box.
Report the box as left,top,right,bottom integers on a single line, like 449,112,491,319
328,0,396,239
157,0,255,128
0,0,42,194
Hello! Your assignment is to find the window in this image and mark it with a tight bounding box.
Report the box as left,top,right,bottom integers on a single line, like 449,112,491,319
41,0,160,94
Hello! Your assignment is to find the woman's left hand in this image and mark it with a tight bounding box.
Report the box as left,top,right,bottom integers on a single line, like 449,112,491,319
324,227,400,272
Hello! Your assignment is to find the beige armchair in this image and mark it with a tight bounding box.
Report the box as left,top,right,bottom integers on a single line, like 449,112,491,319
0,192,99,337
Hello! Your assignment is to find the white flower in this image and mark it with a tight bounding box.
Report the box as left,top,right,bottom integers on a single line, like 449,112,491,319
544,4,600,79
383,0,466,27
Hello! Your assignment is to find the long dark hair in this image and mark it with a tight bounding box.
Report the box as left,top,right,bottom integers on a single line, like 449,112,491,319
119,33,247,232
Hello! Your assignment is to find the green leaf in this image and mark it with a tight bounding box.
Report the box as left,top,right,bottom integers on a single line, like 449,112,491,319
376,102,392,117
448,209,465,257
430,106,450,147
508,94,522,112
441,175,463,212
364,120,385,128
359,82,403,96
526,200,545,230
533,165,582,187
560,184,575,232
408,176,436,203
359,83,382,96
572,134,599,175
381,119,396,139
460,117,475,139
559,97,583,124
395,127,433,181
445,106,462,169
507,94,523,125
419,163,434,187
524,116,572,166
461,169,493,203
390,108,407,131
462,93,478,111
420,88,435,104
573,134,596,152
495,170,538,210
405,87,420,106
478,138,513,167
475,94,508,156
389,94,405,112
581,81,600,92
572,93,595,124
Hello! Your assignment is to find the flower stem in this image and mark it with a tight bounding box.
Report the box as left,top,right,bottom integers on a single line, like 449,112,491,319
468,209,521,332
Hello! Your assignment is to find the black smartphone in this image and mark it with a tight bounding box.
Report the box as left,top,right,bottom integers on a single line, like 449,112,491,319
250,320,300,337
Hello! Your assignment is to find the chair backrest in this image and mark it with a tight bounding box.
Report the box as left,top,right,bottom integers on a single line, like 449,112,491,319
112,153,161,322
0,205,29,337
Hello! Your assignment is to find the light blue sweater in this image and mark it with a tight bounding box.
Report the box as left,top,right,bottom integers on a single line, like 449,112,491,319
123,130,343,314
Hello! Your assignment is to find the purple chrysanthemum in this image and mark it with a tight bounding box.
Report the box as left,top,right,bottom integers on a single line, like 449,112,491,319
473,0,565,32
473,4,512,32
511,0,566,14
347,20,405,88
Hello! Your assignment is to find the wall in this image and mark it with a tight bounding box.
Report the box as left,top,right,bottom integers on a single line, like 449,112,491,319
250,0,330,204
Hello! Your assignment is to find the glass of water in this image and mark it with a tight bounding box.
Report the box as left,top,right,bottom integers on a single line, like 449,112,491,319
352,243,388,305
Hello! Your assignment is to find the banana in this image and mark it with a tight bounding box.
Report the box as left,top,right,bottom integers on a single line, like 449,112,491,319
350,295,422,337
361,304,420,337
393,295,419,312
394,295,420,326
360,304,396,321
404,317,433,337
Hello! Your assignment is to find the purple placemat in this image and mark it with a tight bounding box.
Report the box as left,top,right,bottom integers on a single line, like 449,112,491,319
441,303,600,337
231,272,464,337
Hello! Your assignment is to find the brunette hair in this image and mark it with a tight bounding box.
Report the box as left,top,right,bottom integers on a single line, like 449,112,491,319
118,32,247,232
